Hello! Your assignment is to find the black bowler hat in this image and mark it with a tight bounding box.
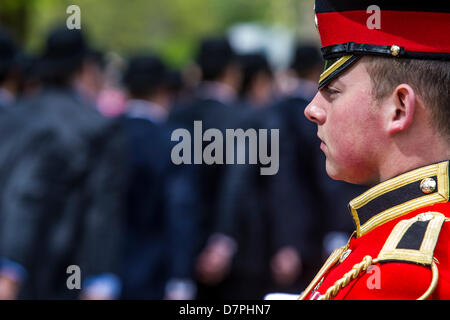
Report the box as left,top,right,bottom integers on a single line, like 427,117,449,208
196,36,236,80
36,26,91,80
290,44,323,76
0,27,19,76
122,55,169,96
314,0,450,88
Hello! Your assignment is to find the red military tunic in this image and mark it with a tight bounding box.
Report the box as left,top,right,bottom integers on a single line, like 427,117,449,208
300,161,450,300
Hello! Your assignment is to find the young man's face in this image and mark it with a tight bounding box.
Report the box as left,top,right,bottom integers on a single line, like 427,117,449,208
304,60,386,185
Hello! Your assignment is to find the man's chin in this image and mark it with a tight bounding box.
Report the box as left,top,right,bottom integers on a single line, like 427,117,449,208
325,161,354,184
325,160,340,180
325,161,375,186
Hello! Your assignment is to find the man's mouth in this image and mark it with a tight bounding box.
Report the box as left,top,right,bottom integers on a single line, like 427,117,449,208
317,134,326,151
317,134,324,144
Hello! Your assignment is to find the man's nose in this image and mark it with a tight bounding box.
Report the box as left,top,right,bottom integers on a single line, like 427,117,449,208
304,97,326,125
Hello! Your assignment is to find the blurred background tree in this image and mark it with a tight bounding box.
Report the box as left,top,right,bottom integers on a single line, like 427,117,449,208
0,0,318,67
0,0,35,40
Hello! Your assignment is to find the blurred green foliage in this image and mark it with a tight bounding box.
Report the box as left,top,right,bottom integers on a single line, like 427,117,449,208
0,0,36,40
0,0,316,67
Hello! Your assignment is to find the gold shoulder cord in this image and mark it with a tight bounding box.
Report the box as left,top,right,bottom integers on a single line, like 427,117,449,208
298,231,357,300
297,246,346,300
417,259,439,300
318,255,378,300
318,256,439,300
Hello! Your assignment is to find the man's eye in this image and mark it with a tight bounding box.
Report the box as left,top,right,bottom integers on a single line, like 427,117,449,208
325,86,339,95
327,87,338,94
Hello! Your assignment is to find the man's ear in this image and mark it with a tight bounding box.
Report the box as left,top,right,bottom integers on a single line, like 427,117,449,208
386,84,416,135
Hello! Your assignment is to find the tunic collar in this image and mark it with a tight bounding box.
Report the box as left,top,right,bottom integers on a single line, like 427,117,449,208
349,161,449,237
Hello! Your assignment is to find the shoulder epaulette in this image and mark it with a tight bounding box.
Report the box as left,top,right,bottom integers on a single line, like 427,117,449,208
377,211,446,265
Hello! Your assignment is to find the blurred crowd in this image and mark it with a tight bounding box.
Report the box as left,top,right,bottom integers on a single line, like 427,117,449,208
0,25,366,300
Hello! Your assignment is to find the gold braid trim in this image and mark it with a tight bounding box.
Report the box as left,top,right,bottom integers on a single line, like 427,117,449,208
318,256,439,300
319,256,378,300
417,259,439,300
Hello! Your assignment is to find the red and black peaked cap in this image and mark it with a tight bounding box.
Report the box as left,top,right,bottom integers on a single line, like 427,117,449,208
315,0,450,88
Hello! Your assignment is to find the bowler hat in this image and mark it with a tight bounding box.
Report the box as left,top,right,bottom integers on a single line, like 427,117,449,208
123,54,170,96
36,26,91,80
0,27,19,76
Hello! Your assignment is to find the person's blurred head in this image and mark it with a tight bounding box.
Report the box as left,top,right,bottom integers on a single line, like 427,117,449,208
122,54,171,108
196,36,241,91
238,53,274,108
15,52,41,98
290,43,323,82
75,50,107,103
36,26,91,87
0,27,22,100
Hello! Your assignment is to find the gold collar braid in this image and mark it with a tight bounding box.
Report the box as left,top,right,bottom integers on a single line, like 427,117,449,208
349,161,449,237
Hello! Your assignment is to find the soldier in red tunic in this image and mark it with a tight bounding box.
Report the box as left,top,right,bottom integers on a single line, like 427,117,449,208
300,0,450,300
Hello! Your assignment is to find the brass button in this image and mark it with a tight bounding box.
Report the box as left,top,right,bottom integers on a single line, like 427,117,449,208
390,45,401,56
420,177,437,194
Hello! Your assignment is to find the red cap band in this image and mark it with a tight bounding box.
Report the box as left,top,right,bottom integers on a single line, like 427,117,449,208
316,10,450,55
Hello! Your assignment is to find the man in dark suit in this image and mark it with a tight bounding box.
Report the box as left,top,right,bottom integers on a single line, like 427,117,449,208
237,53,274,109
120,55,199,300
168,36,247,299
207,106,278,299
0,27,126,300
197,52,282,299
